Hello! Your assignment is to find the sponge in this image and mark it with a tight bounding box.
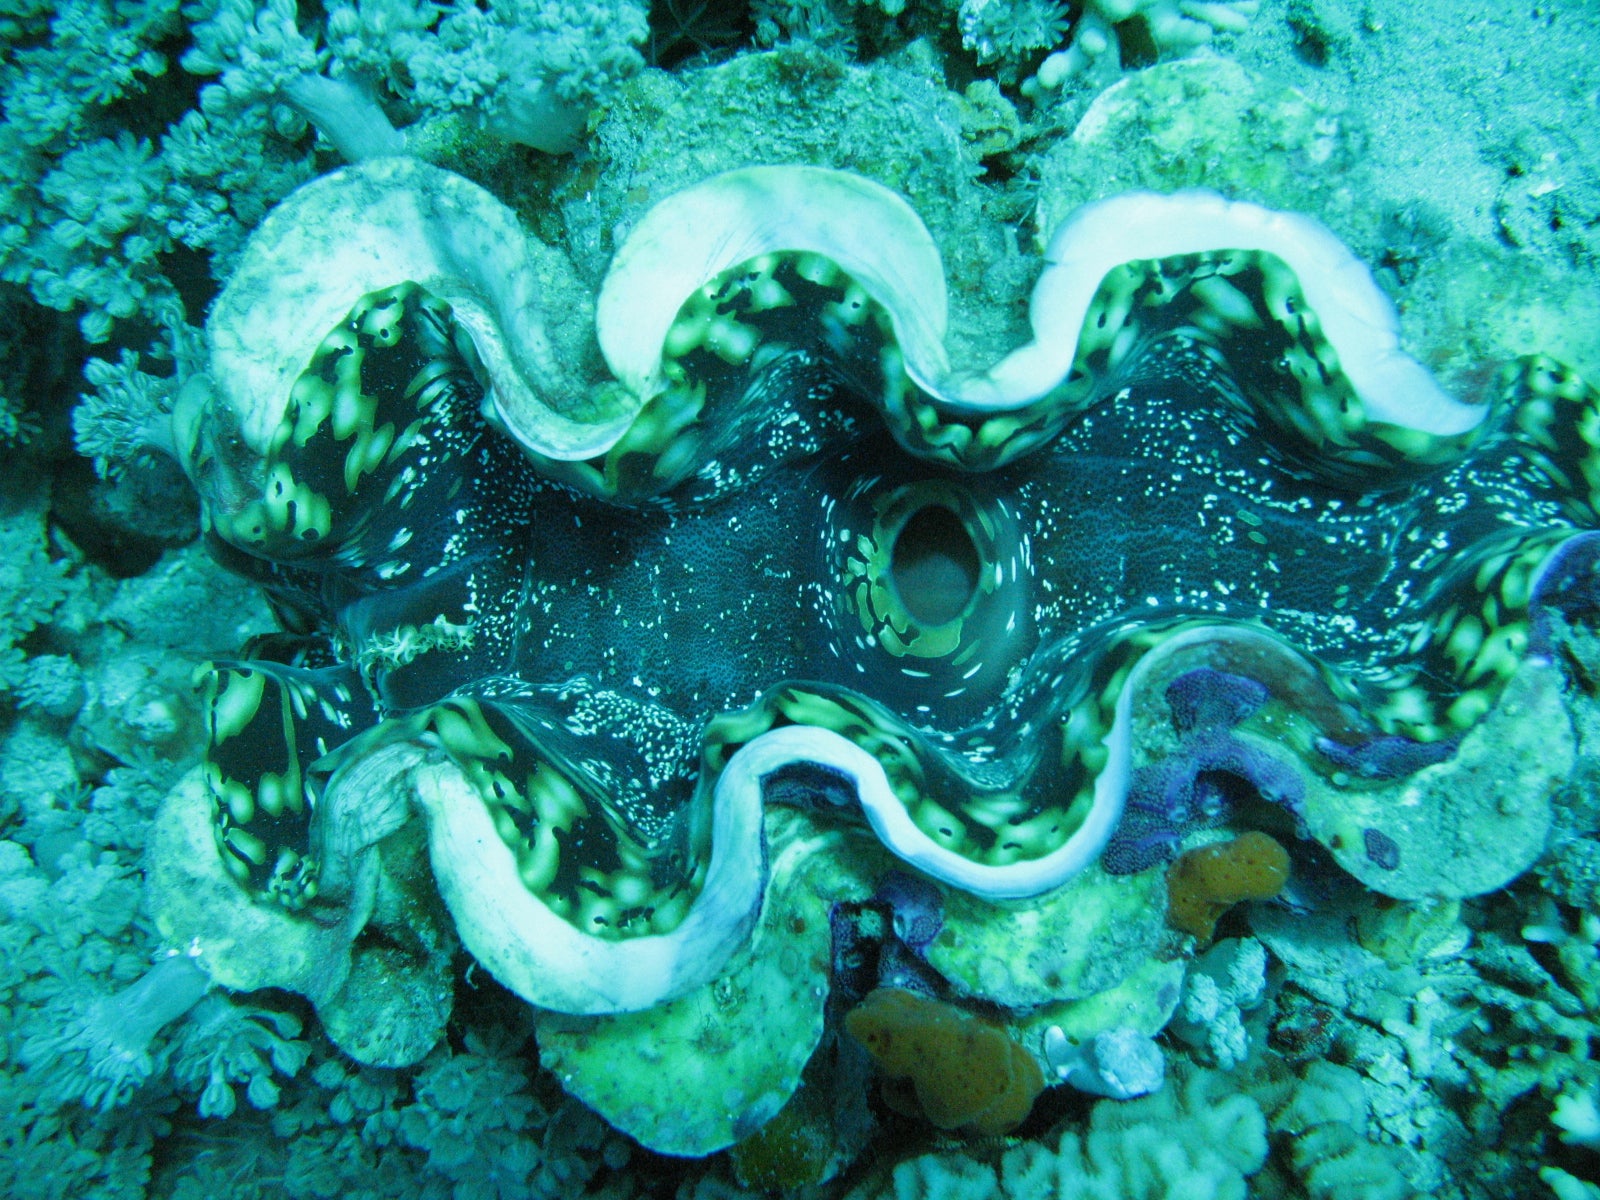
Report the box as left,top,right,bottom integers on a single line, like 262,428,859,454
1166,831,1290,940
845,987,1044,1135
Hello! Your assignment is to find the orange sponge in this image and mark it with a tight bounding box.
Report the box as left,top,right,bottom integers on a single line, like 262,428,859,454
844,987,1044,1135
1166,831,1290,940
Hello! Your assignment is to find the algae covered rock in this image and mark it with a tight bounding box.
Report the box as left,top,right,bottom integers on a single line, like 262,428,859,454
533,810,881,1156
926,861,1168,1009
570,45,1034,370
1034,58,1356,242
145,765,455,1068
1302,655,1564,899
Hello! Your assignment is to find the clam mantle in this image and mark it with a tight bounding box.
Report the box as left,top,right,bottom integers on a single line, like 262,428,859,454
149,157,1595,1153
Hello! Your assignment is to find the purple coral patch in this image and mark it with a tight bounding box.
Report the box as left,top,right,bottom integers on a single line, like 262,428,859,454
1362,827,1401,870
1165,667,1270,734
874,869,943,950
1316,732,1458,779
1103,729,1306,875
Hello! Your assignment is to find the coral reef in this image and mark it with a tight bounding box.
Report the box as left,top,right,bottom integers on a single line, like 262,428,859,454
148,127,1599,1181
0,0,1597,1196
1168,936,1268,1068
157,129,1593,1061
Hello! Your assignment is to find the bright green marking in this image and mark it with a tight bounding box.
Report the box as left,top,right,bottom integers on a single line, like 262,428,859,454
286,375,334,450
225,825,267,866
344,421,396,495
401,355,456,403
223,777,254,825
257,770,292,819
512,761,587,894
1258,254,1301,323
211,669,266,741
793,252,839,287
744,266,794,311
331,346,372,442
1191,274,1260,328
976,414,1023,451
906,620,961,657
358,292,405,346
913,795,965,848
1500,558,1534,611
1443,615,1484,669
823,281,873,329
704,314,758,365
1464,622,1527,687
218,845,251,884
430,700,512,765
665,309,710,358
1445,690,1491,728
385,415,428,466
257,462,332,542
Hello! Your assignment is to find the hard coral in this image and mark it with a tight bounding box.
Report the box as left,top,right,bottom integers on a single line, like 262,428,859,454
1166,831,1290,940
889,1063,1270,1199
844,986,1043,1135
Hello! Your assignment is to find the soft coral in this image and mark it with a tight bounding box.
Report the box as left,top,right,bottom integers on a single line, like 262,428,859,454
21,950,210,1111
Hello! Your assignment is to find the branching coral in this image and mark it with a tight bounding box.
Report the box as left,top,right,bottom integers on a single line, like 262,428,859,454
0,0,185,341
0,839,174,1195
0,484,70,693
958,0,1074,63
363,1026,627,1198
1251,1059,1420,1200
0,0,309,343
167,992,311,1118
4,0,645,350
82,753,184,853
1169,936,1269,1069
184,0,649,158
1031,0,1261,89
1248,839,1600,1197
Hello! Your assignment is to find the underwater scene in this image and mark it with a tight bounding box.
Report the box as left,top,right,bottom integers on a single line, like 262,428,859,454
2,0,1600,1195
